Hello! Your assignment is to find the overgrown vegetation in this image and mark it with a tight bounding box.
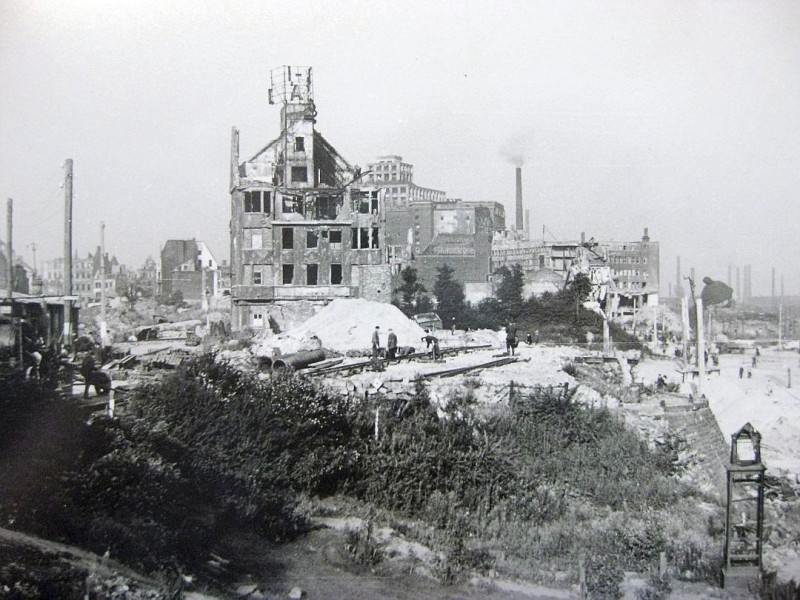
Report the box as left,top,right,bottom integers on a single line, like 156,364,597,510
2,355,719,596
396,263,642,350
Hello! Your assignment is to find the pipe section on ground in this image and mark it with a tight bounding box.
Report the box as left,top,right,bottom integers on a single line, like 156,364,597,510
272,349,326,371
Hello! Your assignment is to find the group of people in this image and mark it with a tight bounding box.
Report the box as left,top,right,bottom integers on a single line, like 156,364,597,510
371,325,442,363
372,325,403,362
738,348,760,379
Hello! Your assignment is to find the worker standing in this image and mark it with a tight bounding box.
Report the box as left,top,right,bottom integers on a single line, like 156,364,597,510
372,326,381,359
387,329,398,361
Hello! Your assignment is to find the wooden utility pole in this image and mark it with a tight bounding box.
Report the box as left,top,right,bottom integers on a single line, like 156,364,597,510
652,305,658,352
681,297,689,368
100,221,108,347
696,297,705,397
6,198,12,300
63,159,74,344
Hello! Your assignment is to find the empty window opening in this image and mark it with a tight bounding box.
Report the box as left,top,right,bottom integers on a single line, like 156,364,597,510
291,166,308,183
329,229,342,246
357,192,370,214
283,194,300,213
360,228,370,249
371,227,379,248
331,263,343,285
307,264,318,285
306,230,318,249
244,190,271,213
282,264,294,285
253,269,262,285
244,191,261,213
282,228,294,250
294,137,305,152
316,195,341,220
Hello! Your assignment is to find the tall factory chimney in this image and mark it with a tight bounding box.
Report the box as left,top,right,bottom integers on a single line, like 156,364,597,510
736,266,741,301
525,209,530,240
515,166,523,232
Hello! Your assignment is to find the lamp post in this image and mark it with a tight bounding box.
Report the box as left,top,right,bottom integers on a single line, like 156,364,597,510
723,422,766,592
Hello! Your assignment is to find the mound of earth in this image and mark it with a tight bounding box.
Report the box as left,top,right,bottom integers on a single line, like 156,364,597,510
255,299,428,356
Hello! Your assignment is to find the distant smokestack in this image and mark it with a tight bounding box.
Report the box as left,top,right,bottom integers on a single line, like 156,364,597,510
676,256,682,298
525,209,530,240
515,167,523,232
736,266,741,301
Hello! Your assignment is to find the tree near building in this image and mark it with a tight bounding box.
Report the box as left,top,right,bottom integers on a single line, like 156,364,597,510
394,266,427,316
433,264,466,326
494,264,525,320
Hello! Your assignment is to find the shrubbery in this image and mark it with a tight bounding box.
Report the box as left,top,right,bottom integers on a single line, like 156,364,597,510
1,352,717,589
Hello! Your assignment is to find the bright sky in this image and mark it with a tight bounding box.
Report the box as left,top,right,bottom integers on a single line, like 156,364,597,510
1,0,798,296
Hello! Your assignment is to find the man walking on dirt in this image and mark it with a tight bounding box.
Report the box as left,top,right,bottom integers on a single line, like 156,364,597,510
506,321,518,356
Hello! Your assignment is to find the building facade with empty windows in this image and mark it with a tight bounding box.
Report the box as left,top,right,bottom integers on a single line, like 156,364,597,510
229,66,390,331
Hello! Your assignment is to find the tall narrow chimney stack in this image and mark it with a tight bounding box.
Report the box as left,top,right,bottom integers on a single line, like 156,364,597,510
515,166,523,232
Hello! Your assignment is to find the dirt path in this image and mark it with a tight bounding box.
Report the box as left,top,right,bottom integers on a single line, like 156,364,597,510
210,526,572,600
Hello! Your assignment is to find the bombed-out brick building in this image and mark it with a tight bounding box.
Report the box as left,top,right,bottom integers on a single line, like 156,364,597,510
408,199,505,302
159,239,221,301
229,66,390,331
492,228,660,307
364,155,505,303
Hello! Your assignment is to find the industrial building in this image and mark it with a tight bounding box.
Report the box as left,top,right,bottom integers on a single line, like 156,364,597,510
363,155,505,301
229,66,390,331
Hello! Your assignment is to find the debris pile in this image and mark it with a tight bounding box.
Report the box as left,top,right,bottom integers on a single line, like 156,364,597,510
255,299,428,356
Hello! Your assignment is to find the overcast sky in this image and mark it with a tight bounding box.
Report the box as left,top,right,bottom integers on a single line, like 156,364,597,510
1,0,798,296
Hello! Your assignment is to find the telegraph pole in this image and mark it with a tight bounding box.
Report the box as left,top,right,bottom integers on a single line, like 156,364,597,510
6,199,12,300
63,159,74,343
27,243,37,274
100,221,108,347
696,297,705,398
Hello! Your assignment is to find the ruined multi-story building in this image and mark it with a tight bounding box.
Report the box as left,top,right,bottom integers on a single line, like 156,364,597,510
159,239,221,301
40,250,120,302
406,198,505,302
491,228,660,306
229,66,390,331
363,154,505,302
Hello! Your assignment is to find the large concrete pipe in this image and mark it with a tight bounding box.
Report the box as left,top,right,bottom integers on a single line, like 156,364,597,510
271,349,326,371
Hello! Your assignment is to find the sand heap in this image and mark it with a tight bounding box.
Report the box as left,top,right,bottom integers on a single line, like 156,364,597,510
255,298,428,356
